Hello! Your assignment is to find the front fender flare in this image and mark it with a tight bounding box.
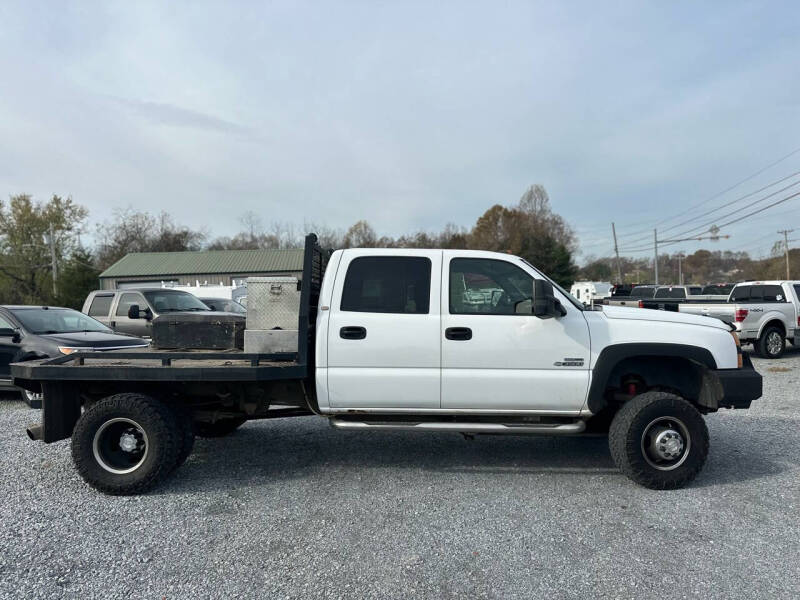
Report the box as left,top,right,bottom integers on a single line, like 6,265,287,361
587,343,717,413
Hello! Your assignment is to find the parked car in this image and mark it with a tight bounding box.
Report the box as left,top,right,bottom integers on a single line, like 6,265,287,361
82,288,234,337
679,281,800,358
0,305,148,404
197,298,246,314
17,234,761,495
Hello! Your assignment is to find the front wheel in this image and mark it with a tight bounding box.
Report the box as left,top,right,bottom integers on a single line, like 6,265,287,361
71,393,181,495
609,391,709,489
757,326,785,359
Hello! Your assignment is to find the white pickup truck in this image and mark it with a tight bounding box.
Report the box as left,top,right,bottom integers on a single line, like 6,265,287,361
679,281,800,358
14,235,762,494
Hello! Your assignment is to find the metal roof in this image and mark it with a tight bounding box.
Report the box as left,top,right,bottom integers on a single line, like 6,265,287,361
99,248,305,279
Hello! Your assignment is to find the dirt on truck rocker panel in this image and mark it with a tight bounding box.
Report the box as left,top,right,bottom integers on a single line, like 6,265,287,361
14,234,762,495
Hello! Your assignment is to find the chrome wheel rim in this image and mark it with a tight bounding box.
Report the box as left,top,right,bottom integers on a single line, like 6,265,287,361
641,416,691,471
766,332,782,356
23,390,42,403
92,418,149,474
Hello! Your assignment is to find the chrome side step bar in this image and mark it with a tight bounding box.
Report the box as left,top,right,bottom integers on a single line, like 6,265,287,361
329,419,585,435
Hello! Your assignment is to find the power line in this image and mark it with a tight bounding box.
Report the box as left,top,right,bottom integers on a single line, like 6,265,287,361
618,185,800,253
616,171,800,248
613,145,800,240
658,169,800,235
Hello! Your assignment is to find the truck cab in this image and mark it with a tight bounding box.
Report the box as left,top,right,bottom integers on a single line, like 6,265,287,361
314,248,747,416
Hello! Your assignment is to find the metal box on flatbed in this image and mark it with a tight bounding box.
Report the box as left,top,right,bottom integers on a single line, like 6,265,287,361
151,313,246,350
246,277,301,330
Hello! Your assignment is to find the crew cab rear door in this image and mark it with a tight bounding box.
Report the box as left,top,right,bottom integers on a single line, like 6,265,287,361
440,253,591,412
326,250,442,409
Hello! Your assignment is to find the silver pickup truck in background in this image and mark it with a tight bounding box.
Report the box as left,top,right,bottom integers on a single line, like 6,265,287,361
679,281,800,358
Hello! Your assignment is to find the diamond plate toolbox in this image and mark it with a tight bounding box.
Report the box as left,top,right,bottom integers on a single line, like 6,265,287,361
245,277,301,330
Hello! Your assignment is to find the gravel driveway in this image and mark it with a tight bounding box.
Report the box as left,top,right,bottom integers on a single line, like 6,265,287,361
1,348,798,599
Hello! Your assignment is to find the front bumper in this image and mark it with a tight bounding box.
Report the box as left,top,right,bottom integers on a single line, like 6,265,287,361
715,353,762,409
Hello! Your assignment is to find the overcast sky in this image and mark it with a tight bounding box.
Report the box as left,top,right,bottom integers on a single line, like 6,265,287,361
1,1,798,260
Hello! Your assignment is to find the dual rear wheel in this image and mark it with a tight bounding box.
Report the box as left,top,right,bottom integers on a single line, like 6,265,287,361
71,394,244,495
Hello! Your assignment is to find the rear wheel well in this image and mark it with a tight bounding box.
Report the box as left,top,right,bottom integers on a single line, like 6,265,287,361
760,319,785,338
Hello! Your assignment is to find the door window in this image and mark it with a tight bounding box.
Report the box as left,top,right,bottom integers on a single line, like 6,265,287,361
116,293,145,316
0,315,14,329
341,257,431,314
449,258,532,315
88,295,113,317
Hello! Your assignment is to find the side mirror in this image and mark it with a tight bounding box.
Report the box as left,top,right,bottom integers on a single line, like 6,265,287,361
0,328,21,343
532,280,566,319
127,304,140,319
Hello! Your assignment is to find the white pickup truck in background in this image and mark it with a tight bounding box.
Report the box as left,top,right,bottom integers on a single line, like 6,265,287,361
679,281,800,358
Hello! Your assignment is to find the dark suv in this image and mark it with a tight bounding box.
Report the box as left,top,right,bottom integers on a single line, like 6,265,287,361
0,306,148,405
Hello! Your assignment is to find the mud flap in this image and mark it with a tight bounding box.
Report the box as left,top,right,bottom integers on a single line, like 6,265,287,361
41,382,81,443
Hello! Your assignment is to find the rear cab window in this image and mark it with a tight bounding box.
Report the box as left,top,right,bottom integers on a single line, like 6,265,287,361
654,287,685,299
731,285,785,303
630,287,655,298
88,295,113,317
341,256,432,314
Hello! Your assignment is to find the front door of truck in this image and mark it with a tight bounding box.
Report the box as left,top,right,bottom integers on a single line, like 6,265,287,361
440,253,591,412
111,292,150,336
327,250,442,409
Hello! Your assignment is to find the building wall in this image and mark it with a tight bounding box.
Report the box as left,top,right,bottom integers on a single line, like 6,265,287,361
99,271,303,290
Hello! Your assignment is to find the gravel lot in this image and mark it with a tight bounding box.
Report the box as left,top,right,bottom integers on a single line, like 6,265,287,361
1,347,798,599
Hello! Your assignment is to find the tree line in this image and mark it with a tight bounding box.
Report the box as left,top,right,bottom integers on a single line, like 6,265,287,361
579,247,799,285
0,185,578,308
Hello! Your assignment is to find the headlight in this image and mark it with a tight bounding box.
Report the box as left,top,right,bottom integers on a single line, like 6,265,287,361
58,347,89,355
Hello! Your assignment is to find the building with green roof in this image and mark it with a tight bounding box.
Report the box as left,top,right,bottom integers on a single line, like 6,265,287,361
98,248,304,290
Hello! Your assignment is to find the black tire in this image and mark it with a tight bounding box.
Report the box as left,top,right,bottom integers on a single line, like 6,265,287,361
170,407,195,470
757,326,785,359
193,417,247,438
71,393,181,495
609,391,709,490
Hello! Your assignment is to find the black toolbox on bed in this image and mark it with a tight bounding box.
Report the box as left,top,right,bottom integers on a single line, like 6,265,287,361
151,313,246,350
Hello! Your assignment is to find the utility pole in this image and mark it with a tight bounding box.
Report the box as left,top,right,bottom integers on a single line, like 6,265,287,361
778,229,794,279
611,222,622,283
677,253,684,285
653,229,659,285
48,223,58,297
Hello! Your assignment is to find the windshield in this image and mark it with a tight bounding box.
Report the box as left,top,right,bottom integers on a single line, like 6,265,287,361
143,290,212,313
10,308,112,335
199,298,246,313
